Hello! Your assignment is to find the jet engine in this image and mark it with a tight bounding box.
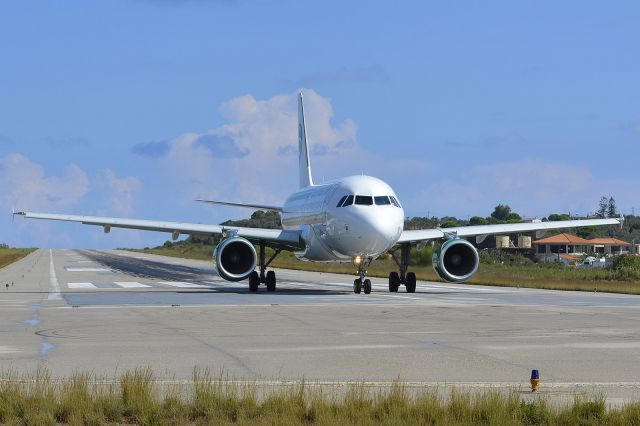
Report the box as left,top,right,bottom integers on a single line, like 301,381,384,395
432,238,479,283
213,237,257,281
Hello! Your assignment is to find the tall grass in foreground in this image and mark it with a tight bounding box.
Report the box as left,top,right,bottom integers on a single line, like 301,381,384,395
1,369,640,425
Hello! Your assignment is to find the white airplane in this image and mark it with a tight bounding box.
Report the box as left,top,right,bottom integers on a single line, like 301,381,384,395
15,93,620,294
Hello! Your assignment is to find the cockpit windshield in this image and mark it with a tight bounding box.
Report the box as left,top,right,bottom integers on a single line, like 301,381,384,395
337,194,400,208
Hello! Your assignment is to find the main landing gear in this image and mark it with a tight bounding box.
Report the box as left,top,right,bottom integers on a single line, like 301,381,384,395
388,243,417,293
249,241,281,293
353,257,372,295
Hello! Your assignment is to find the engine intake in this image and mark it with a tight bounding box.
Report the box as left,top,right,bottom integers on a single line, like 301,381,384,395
432,238,479,283
213,237,257,281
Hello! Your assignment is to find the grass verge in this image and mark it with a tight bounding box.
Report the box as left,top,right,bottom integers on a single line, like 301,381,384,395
0,247,35,269
1,369,639,425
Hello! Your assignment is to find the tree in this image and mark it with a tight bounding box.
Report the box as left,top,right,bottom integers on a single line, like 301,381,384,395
548,213,570,221
490,204,512,221
597,196,608,218
469,216,488,225
607,197,617,218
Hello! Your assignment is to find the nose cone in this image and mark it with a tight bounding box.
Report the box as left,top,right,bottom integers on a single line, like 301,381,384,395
350,208,403,256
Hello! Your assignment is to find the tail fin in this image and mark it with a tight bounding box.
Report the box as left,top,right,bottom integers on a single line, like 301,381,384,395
298,92,314,188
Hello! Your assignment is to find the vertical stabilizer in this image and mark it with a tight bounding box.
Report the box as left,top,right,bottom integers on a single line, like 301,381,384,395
298,92,314,188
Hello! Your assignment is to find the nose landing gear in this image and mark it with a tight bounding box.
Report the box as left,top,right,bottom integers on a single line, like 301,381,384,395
353,257,372,294
388,243,417,293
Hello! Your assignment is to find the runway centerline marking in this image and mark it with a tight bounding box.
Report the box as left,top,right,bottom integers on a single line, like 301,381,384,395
65,267,112,272
48,249,62,300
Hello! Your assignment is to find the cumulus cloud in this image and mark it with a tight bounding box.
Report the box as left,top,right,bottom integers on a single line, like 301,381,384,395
0,154,89,212
150,89,360,206
96,169,141,216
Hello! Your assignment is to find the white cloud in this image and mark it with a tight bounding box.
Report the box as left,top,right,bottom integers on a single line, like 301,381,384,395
0,153,90,247
0,153,89,212
96,169,141,216
158,89,361,207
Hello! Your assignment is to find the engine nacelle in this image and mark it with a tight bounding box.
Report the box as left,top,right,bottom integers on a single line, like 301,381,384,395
213,237,257,281
432,238,479,283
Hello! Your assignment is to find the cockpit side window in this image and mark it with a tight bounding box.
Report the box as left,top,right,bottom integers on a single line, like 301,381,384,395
336,195,347,207
355,195,373,205
374,196,391,205
342,195,354,206
390,196,401,208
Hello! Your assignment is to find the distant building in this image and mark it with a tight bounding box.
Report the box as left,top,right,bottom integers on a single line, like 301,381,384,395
532,233,633,262
587,238,631,255
532,233,590,256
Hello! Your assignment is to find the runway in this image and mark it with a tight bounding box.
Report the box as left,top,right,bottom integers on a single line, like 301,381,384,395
2,248,640,403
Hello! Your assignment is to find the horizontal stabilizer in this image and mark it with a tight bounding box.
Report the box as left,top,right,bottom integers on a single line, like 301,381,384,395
196,199,283,212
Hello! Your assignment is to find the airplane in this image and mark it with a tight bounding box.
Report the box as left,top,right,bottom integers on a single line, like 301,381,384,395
15,93,621,294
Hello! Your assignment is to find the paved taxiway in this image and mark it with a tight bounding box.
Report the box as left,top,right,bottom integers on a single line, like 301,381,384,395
2,249,640,403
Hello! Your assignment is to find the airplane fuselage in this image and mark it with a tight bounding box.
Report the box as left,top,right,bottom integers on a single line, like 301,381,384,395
281,175,405,262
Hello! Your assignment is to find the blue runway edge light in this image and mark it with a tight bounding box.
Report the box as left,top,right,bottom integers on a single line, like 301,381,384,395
531,369,539,380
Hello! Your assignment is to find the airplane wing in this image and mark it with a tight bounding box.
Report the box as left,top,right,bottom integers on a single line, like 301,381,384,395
14,211,303,250
195,199,283,212
398,218,621,244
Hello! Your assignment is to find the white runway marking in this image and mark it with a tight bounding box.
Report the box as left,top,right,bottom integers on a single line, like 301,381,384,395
65,268,112,272
48,249,62,300
68,282,98,289
244,344,410,353
114,281,152,288
77,260,93,263
0,346,20,354
158,281,208,288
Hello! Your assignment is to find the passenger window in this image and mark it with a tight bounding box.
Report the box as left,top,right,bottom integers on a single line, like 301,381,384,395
355,195,373,205
374,196,391,205
336,195,347,207
342,195,354,206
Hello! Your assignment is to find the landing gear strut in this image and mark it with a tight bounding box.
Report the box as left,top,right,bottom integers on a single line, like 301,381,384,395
353,257,372,294
249,241,281,293
389,243,417,293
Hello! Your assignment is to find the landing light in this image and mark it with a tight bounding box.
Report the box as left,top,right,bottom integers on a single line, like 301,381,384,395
353,255,362,265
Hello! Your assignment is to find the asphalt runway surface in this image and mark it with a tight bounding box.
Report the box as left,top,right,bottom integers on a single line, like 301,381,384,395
2,249,640,404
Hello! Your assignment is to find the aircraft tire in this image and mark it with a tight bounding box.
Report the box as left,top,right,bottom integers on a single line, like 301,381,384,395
406,272,416,293
266,270,276,291
353,278,362,294
389,272,400,292
363,279,371,294
249,271,260,292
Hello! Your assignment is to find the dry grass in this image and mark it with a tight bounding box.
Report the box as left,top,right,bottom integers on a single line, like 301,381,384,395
0,247,35,269
1,369,639,425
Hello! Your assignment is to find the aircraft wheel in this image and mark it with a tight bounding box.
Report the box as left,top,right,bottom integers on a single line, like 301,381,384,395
249,271,260,292
353,278,362,294
406,272,416,293
389,272,400,292
363,279,371,294
266,270,276,292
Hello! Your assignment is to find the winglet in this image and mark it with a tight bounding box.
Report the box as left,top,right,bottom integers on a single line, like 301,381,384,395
298,92,314,188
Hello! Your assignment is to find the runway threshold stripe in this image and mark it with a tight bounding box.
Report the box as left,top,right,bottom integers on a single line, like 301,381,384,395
114,282,152,288
68,282,98,289
158,281,208,288
65,268,112,272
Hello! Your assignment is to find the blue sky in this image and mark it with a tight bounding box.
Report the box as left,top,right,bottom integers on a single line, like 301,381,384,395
1,1,639,248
